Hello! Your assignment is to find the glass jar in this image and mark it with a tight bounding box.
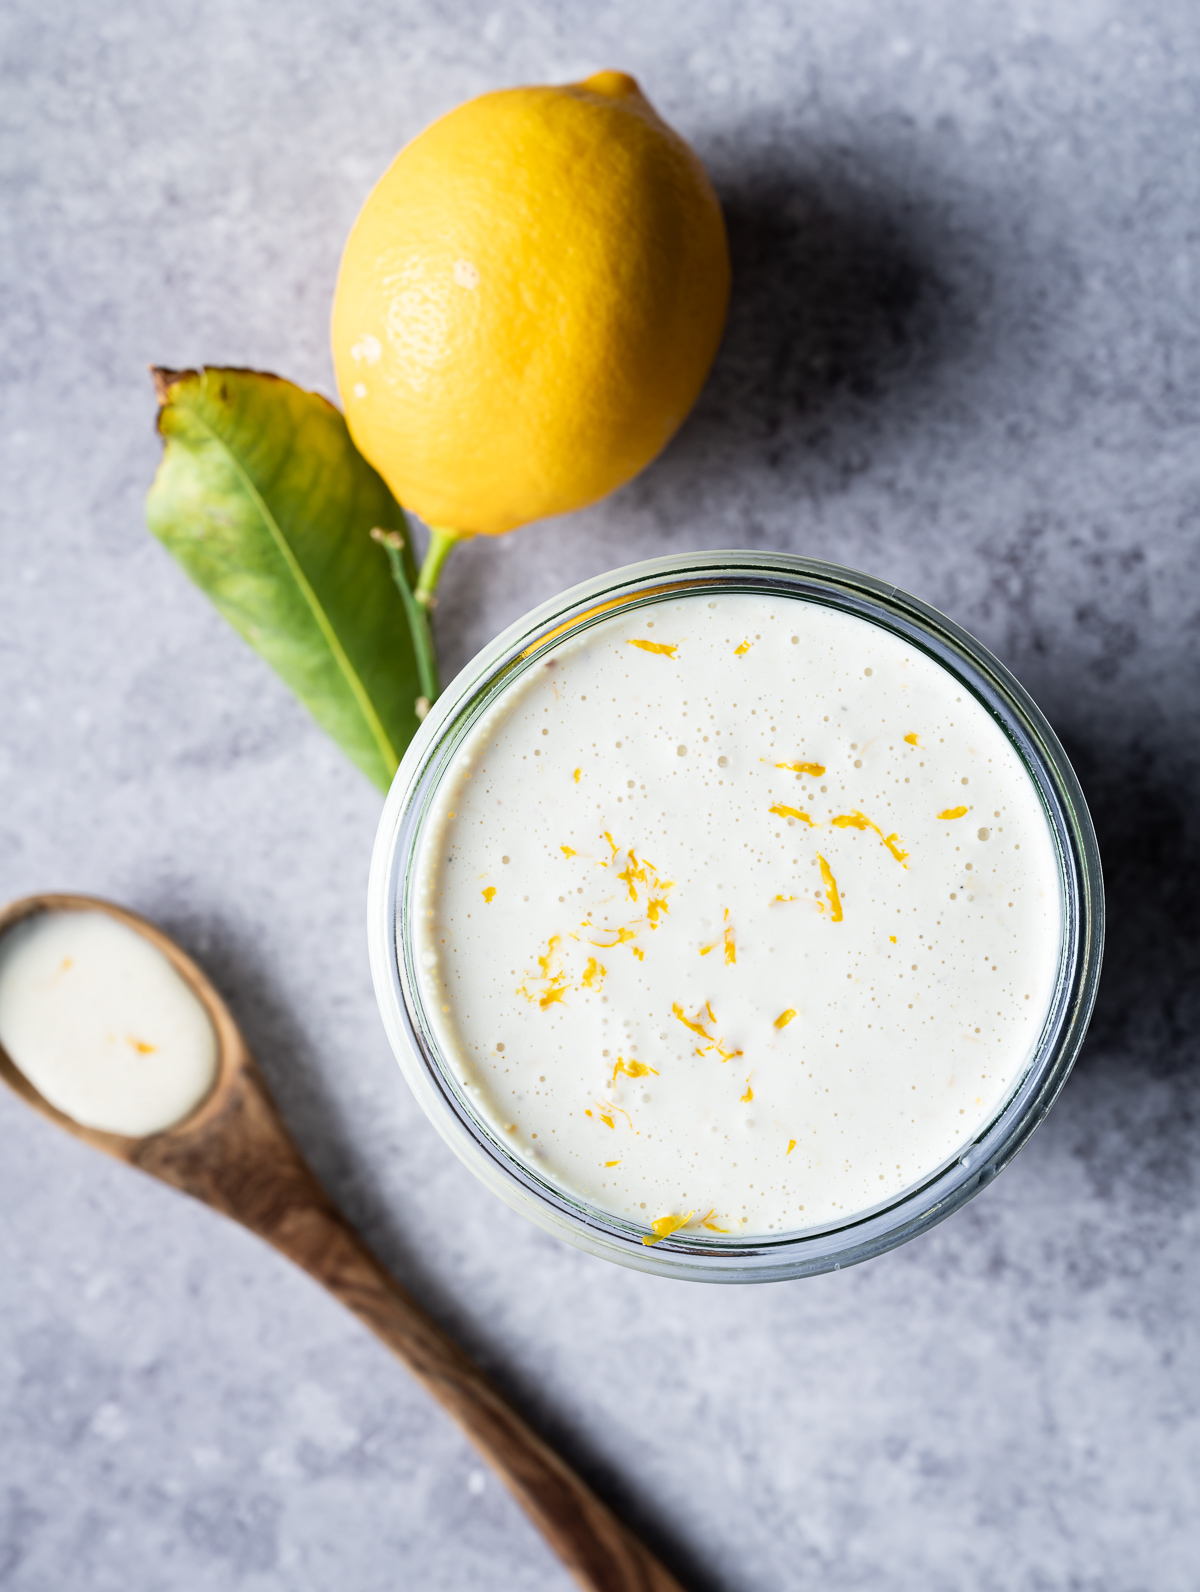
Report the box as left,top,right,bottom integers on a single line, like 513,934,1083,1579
367,551,1103,1282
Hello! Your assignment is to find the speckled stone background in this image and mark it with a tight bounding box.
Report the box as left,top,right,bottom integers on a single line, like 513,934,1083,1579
2,2,1198,1588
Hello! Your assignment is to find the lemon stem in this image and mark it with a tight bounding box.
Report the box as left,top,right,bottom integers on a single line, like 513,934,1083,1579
416,526,460,610
372,526,441,711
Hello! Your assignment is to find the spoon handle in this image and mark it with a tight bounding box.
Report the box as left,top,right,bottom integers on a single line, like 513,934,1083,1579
133,1061,686,1592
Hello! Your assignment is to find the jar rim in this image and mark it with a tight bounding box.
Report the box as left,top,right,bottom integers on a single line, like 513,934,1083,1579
367,550,1104,1282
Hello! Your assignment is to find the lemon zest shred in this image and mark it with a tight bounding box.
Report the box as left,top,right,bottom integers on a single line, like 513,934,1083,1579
627,638,678,657
129,1038,156,1054
832,810,909,866
646,896,670,927
599,1112,615,1129
581,957,606,990
817,854,844,922
786,1139,796,1155
517,934,570,1008
769,802,815,825
576,948,601,987
642,1210,693,1246
482,886,496,902
611,1057,659,1085
889,934,897,943
904,733,920,746
632,946,645,960
773,894,797,904
734,639,751,656
672,1002,712,1039
589,926,636,949
560,844,576,857
604,1159,621,1167
673,999,740,1060
723,908,736,964
537,936,561,978
831,811,872,832
573,767,581,782
939,805,969,820
741,1082,754,1103
774,1008,797,1029
699,942,716,956
773,759,826,777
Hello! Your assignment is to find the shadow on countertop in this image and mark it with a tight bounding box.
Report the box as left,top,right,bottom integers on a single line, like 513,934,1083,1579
666,157,979,485
1066,736,1200,1081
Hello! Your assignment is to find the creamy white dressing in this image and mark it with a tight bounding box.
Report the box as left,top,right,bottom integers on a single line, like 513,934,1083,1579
413,594,1063,1237
0,911,218,1136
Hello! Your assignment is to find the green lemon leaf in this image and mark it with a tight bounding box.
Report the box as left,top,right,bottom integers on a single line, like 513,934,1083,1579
146,366,422,792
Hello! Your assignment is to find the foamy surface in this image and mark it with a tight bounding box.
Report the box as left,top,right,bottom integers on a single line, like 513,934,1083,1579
412,594,1062,1238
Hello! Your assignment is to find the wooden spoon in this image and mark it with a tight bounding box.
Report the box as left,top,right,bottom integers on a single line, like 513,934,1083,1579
0,893,686,1592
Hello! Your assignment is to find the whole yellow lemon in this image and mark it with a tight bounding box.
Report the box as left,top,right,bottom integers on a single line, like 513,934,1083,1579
331,71,730,537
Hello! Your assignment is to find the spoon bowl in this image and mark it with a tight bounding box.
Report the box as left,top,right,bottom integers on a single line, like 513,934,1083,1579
0,891,685,1592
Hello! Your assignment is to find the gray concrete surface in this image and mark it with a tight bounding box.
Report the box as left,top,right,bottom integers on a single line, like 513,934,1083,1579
2,2,1198,1588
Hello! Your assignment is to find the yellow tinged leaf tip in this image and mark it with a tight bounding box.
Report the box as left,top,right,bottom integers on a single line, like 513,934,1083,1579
482,886,496,902
560,844,576,856
642,1211,693,1246
774,1009,796,1029
573,767,581,782
939,805,969,820
769,802,815,825
904,733,920,745
775,760,826,777
817,854,844,922
628,638,678,657
787,1139,796,1155
734,640,751,656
